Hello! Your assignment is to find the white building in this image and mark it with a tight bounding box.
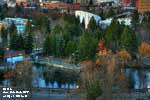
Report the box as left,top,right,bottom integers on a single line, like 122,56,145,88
3,18,28,34
99,17,131,29
75,10,101,29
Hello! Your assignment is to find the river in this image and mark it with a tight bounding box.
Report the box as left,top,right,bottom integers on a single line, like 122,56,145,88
0,64,79,89
124,68,150,89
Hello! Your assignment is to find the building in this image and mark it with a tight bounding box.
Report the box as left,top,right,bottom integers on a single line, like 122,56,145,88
138,0,150,13
2,18,28,34
4,50,25,66
42,2,80,10
75,10,101,28
122,0,138,7
2,0,16,7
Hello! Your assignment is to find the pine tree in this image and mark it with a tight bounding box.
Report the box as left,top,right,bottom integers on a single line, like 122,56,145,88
104,19,123,51
119,26,138,53
43,36,51,55
88,17,97,31
65,41,75,56
78,31,98,60
24,34,34,54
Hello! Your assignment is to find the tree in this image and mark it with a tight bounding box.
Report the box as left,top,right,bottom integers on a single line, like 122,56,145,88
50,34,57,55
0,3,8,20
55,34,65,56
63,24,81,42
0,47,4,63
42,16,51,34
25,20,32,34
43,36,51,55
138,42,150,57
24,34,34,54
98,39,107,56
96,56,128,100
10,34,25,50
81,18,85,28
78,31,98,60
12,60,33,88
9,22,17,37
0,27,8,47
65,41,75,56
131,10,139,28
15,3,22,14
104,19,123,51
117,50,132,63
52,25,63,34
88,17,97,31
62,13,79,25
119,26,138,53
106,8,115,18
81,60,102,100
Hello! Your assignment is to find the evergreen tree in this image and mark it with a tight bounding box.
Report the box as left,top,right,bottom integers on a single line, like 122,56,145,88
24,34,34,54
50,34,57,55
104,19,123,51
65,41,75,56
63,24,81,42
88,17,97,31
78,31,98,60
0,47,4,62
81,18,85,28
15,3,22,14
0,27,8,47
10,34,25,50
52,25,63,34
0,3,8,20
55,34,65,56
106,8,115,18
119,26,138,53
43,36,51,55
131,10,139,28
9,22,17,37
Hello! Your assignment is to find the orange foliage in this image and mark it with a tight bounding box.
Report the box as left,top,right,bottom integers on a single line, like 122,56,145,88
98,40,107,56
138,42,150,57
96,58,101,66
117,50,132,62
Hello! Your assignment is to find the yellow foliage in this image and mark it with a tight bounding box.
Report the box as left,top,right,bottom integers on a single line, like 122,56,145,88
138,42,150,57
117,50,132,62
96,58,101,65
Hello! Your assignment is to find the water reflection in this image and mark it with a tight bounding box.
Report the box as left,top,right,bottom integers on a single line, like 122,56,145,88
33,65,78,89
124,69,150,89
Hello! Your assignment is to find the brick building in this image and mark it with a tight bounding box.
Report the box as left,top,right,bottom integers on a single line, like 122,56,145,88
138,0,150,13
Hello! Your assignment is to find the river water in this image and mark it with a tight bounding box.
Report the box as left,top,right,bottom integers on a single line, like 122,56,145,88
124,68,150,89
0,64,79,89
1,64,150,90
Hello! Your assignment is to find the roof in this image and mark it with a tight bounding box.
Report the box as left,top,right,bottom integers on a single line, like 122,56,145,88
4,50,25,58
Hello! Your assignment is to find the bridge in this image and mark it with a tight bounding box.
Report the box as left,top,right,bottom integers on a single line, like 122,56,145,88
29,50,81,71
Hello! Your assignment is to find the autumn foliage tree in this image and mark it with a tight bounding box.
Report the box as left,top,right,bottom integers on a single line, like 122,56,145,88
96,56,128,100
117,50,132,63
138,42,150,57
81,60,102,100
97,39,107,56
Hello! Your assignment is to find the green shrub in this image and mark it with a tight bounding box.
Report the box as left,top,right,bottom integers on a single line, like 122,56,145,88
86,80,102,100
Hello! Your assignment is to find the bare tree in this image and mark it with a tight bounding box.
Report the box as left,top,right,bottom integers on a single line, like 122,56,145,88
11,60,33,88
